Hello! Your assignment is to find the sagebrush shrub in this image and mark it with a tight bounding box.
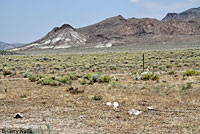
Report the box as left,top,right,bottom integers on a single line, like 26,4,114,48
183,69,200,76
141,73,159,81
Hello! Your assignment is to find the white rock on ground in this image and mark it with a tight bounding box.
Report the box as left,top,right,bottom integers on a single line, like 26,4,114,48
106,102,112,106
147,106,154,110
113,102,119,108
128,109,142,116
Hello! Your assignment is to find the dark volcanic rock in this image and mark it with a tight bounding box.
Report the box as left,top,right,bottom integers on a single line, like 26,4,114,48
77,17,197,47
163,7,200,21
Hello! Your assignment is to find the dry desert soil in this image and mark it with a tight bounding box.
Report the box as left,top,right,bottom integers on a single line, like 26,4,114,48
0,48,200,134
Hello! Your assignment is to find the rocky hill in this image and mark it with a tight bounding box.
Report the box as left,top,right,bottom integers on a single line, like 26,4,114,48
12,24,86,51
163,7,200,21
77,16,198,47
12,7,200,51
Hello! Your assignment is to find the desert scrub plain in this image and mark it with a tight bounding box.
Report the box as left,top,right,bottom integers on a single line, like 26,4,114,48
0,49,200,134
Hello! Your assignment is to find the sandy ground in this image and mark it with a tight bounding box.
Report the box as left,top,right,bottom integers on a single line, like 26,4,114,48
0,73,200,134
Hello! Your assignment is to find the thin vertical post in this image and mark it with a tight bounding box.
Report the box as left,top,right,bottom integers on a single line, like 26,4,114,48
143,54,145,72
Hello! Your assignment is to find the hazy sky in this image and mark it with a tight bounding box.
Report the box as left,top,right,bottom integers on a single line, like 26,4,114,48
1,0,200,43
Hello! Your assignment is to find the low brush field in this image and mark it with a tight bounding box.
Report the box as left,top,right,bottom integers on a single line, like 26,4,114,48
0,49,200,134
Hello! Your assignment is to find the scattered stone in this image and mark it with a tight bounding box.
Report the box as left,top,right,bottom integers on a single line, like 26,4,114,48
157,72,161,76
106,102,112,106
134,73,141,80
14,113,23,118
140,84,145,89
114,77,119,81
114,109,120,112
123,84,128,89
128,109,142,116
147,106,154,110
141,72,148,75
113,102,119,108
79,115,84,118
116,115,120,118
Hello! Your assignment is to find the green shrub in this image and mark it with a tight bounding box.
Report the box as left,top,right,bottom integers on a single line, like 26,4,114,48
168,70,176,75
29,75,43,82
151,74,159,81
110,66,117,70
91,73,100,82
158,65,166,71
24,72,32,78
176,64,183,67
102,75,111,83
80,78,87,85
181,82,192,90
93,96,102,101
183,70,200,76
40,76,61,86
49,80,60,86
56,75,72,84
141,73,159,81
41,78,53,85
141,73,152,80
81,72,111,85
88,79,94,85
98,75,111,83
20,94,27,98
132,70,142,75
83,73,93,80
68,72,80,80
98,75,104,83
29,74,72,86
10,71,16,77
153,65,158,69
166,64,172,68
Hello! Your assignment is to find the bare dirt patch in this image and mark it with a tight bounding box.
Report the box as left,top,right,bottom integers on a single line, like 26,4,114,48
0,49,200,133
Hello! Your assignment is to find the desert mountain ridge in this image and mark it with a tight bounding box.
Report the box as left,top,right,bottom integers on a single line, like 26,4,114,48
0,41,25,50
12,7,200,51
163,7,200,21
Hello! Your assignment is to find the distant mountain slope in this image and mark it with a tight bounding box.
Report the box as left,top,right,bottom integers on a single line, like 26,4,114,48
11,43,26,48
163,7,200,21
0,41,25,50
0,41,11,50
77,16,197,46
11,7,200,51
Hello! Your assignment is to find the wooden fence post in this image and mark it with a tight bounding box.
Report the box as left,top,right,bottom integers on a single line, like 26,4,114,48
143,54,145,72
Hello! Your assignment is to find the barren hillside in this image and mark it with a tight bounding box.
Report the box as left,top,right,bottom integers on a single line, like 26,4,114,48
12,7,200,51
